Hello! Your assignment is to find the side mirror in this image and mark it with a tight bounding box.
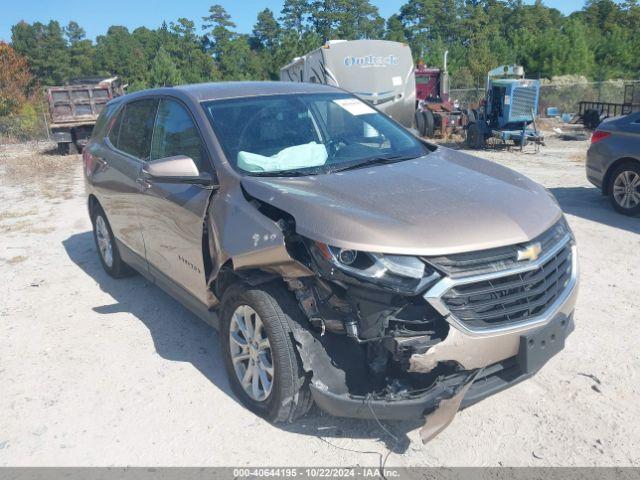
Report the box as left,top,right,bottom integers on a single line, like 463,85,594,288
143,155,217,187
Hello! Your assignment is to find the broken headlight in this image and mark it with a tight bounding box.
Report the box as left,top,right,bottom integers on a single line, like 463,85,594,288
310,241,440,294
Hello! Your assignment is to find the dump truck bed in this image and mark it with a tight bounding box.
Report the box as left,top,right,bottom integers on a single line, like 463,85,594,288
47,84,113,126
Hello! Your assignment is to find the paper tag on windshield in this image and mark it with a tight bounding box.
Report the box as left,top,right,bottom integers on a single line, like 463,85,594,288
333,98,376,116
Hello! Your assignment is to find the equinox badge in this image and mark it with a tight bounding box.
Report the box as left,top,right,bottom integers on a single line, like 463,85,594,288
517,242,542,262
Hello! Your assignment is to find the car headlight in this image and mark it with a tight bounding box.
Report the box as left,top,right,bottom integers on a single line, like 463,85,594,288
309,241,440,294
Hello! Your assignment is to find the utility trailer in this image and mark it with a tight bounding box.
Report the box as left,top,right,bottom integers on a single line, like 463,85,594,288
466,65,543,150
573,82,640,130
46,77,124,155
280,40,416,129
414,51,465,138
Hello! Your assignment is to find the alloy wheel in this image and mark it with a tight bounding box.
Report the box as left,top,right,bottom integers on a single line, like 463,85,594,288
229,305,274,402
613,170,640,209
95,215,113,268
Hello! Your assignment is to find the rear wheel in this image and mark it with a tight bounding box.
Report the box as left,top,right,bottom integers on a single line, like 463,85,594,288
608,163,640,216
415,110,426,136
57,142,69,156
423,109,435,138
220,282,313,423
91,205,134,277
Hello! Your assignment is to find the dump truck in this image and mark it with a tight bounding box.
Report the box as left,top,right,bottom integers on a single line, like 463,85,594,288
280,40,416,129
46,77,125,155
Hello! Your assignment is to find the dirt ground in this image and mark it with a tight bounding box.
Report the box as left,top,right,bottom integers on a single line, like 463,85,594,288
0,135,639,467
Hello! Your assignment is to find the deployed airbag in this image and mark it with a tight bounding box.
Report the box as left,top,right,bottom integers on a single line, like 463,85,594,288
237,142,328,173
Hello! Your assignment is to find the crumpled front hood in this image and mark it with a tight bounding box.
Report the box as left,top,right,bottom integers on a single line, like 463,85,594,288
241,147,562,256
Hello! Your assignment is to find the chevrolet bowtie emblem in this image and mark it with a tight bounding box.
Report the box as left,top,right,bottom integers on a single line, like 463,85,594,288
517,242,542,262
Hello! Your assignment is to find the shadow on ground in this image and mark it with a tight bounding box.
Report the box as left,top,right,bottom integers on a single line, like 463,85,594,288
550,186,640,234
62,231,421,453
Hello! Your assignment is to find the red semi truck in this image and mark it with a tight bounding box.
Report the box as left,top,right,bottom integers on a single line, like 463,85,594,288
414,52,465,138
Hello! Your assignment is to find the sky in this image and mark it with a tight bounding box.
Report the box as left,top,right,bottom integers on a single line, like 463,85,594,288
0,0,590,43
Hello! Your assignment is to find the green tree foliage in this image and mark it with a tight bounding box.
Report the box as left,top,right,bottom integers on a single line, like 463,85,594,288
11,20,71,85
251,9,281,49
150,46,182,87
384,15,407,43
6,0,640,93
281,0,312,36
309,0,384,40
65,21,94,78
94,26,148,85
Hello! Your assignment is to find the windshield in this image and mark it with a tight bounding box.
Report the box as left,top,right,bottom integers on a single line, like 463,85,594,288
203,93,429,176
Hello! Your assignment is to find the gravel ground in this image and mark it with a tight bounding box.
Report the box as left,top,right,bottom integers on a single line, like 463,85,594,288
0,136,638,467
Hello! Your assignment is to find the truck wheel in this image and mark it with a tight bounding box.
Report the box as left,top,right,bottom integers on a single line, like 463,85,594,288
91,205,134,278
466,108,476,124
608,162,640,216
220,282,313,423
415,110,426,136
57,142,69,156
424,110,435,138
466,122,484,149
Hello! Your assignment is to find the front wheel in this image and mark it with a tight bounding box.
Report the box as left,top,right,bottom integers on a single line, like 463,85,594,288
91,205,134,277
609,163,640,216
220,282,313,423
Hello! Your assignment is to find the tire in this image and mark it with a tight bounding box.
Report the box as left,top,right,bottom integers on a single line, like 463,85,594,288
220,282,313,423
608,162,640,216
466,108,476,124
57,142,70,156
583,109,601,130
466,122,484,149
423,109,435,138
91,205,134,278
415,110,426,136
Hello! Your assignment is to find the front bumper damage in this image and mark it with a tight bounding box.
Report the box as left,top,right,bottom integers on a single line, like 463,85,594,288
285,242,579,443
302,310,575,442
225,192,579,443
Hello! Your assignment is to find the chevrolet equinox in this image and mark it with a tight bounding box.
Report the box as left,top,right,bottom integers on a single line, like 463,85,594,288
84,82,579,442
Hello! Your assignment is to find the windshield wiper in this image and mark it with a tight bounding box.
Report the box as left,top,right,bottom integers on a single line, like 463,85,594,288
328,154,419,173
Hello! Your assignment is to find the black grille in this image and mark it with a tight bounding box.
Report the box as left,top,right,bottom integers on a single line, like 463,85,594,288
425,219,570,278
441,241,573,330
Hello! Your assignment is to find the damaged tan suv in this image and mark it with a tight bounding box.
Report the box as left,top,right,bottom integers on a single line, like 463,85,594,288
84,82,578,441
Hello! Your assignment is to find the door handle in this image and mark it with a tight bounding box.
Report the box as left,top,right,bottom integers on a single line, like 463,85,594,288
135,177,151,191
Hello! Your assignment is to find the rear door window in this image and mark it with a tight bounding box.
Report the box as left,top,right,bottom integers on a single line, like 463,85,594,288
150,99,208,170
115,99,159,160
91,102,119,140
107,107,123,145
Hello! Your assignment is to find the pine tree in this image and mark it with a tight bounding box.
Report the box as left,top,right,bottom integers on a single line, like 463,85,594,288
150,46,182,87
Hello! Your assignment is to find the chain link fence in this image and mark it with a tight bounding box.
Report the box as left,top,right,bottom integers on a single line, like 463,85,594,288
450,79,635,117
